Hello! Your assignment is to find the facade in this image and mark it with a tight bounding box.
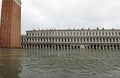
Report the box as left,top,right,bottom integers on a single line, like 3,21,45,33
22,28,120,49
0,0,21,48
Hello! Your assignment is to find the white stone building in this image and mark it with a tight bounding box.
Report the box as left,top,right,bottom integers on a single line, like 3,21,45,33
21,28,120,49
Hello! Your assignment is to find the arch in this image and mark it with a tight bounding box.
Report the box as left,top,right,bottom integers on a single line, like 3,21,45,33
50,45,52,49
80,45,85,49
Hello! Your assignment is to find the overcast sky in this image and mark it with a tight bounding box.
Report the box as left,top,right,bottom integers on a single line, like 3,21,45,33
0,0,120,34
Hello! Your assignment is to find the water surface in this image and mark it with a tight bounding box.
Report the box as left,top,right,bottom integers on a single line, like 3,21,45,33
0,49,120,78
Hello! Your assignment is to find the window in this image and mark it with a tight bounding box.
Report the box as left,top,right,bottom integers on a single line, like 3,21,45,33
65,38,66,42
86,32,88,35
110,38,112,42
83,32,85,35
96,32,98,35
49,32,51,35
80,32,81,35
67,32,69,36
59,38,60,42
99,32,101,35
115,32,117,35
61,32,63,35
52,32,54,36
77,38,79,42
116,38,119,42
32,33,34,36
74,38,76,42
100,38,102,42
58,32,60,35
93,38,95,42
93,32,94,35
109,32,111,35
89,32,91,35
77,32,79,35
74,32,76,35
113,38,115,42
87,38,89,42
47,32,49,36
83,38,85,42
105,32,107,35
50,38,51,42
43,33,45,36
68,38,69,42
71,32,72,36
62,38,63,42
54,32,56,35
102,32,104,35
64,32,66,36
103,38,105,42
112,32,114,35
106,38,108,42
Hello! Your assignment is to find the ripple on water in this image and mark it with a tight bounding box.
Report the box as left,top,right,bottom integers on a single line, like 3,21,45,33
1,49,120,78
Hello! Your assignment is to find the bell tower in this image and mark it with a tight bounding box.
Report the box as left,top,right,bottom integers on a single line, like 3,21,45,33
0,0,21,48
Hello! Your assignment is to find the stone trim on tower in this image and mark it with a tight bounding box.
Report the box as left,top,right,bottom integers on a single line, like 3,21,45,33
14,0,22,6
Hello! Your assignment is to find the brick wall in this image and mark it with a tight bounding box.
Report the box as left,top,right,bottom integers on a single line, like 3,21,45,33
0,0,21,48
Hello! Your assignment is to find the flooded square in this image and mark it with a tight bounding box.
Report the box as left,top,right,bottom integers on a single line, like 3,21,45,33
0,49,120,78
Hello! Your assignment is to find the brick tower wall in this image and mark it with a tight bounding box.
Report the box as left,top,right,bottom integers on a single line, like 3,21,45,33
0,0,21,48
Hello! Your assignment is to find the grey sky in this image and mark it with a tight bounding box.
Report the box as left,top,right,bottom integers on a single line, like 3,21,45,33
0,0,120,34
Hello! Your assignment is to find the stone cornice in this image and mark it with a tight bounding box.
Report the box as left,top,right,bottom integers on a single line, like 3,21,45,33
14,0,22,6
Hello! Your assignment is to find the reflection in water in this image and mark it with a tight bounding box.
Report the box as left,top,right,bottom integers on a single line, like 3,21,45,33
0,49,120,78
0,49,20,78
20,49,120,78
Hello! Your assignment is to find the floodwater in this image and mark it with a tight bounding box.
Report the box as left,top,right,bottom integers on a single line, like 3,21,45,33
0,49,120,78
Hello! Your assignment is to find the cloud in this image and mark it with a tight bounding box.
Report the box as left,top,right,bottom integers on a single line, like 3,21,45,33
0,0,120,34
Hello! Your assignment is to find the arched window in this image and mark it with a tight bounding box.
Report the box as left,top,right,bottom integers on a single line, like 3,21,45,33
32,33,34,36
77,38,79,42
83,32,85,35
102,32,104,35
64,32,66,36
74,32,76,35
58,32,60,35
89,32,91,35
65,38,66,42
109,32,111,35
115,32,117,35
96,32,98,35
86,32,88,35
80,32,81,35
105,32,107,35
93,32,94,35
99,32,101,35
77,32,79,35
116,38,119,42
113,38,115,42
112,32,114,35
74,38,76,42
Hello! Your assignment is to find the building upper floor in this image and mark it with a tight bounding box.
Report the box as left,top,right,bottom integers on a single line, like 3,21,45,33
21,28,120,44
25,28,120,37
